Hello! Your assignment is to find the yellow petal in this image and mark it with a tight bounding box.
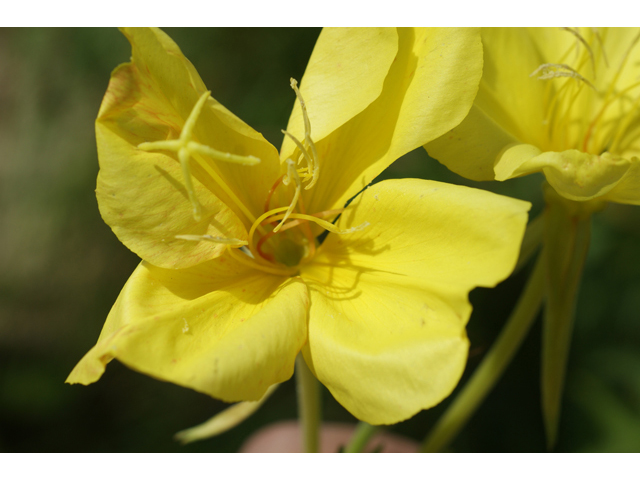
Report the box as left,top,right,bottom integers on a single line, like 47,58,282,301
96,122,248,269
66,253,309,402
98,28,281,247
281,27,398,159
426,105,520,181
299,179,530,424
293,28,482,214
426,28,547,180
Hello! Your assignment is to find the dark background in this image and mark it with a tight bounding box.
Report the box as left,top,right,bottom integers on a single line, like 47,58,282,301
1,27,639,452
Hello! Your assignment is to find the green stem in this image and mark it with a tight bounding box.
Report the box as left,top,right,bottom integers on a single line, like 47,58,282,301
344,422,380,453
420,255,546,452
295,354,321,453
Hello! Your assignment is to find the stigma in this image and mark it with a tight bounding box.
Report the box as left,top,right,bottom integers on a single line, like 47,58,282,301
138,91,261,223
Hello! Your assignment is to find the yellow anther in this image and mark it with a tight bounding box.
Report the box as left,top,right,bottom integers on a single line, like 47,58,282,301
290,78,319,189
531,63,597,92
174,234,248,246
274,159,301,233
282,129,315,176
137,90,261,223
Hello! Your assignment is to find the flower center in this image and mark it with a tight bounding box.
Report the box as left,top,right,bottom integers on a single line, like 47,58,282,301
532,28,640,156
143,79,370,276
242,80,369,272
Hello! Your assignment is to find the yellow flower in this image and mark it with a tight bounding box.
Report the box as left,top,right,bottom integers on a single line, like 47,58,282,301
427,27,640,205
67,27,530,424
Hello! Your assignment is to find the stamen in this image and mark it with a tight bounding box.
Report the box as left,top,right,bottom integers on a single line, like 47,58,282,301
604,82,640,154
248,206,290,261
267,212,369,236
290,78,320,189
530,63,597,92
295,193,316,262
137,90,261,224
273,159,301,233
561,27,596,78
282,129,315,182
255,232,276,262
581,32,640,153
591,28,609,67
174,234,247,246
189,152,264,232
264,175,285,213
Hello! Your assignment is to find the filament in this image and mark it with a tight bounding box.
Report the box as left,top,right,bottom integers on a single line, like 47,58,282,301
175,234,247,246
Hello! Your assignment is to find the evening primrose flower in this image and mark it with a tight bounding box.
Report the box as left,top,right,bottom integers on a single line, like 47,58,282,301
67,27,530,425
427,27,640,205
424,28,640,447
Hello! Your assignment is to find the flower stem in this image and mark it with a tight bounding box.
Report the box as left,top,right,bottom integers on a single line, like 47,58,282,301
420,254,546,452
296,355,321,453
343,422,380,453
541,196,592,449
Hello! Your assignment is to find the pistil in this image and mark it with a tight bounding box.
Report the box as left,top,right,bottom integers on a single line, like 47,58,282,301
138,91,261,226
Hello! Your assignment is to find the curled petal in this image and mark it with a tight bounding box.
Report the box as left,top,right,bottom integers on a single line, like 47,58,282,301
496,148,633,202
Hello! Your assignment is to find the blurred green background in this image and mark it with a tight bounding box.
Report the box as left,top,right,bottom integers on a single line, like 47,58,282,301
1,27,639,452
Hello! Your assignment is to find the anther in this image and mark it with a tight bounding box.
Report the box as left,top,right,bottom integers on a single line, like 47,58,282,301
290,78,319,189
274,159,301,233
530,63,597,92
282,129,315,177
